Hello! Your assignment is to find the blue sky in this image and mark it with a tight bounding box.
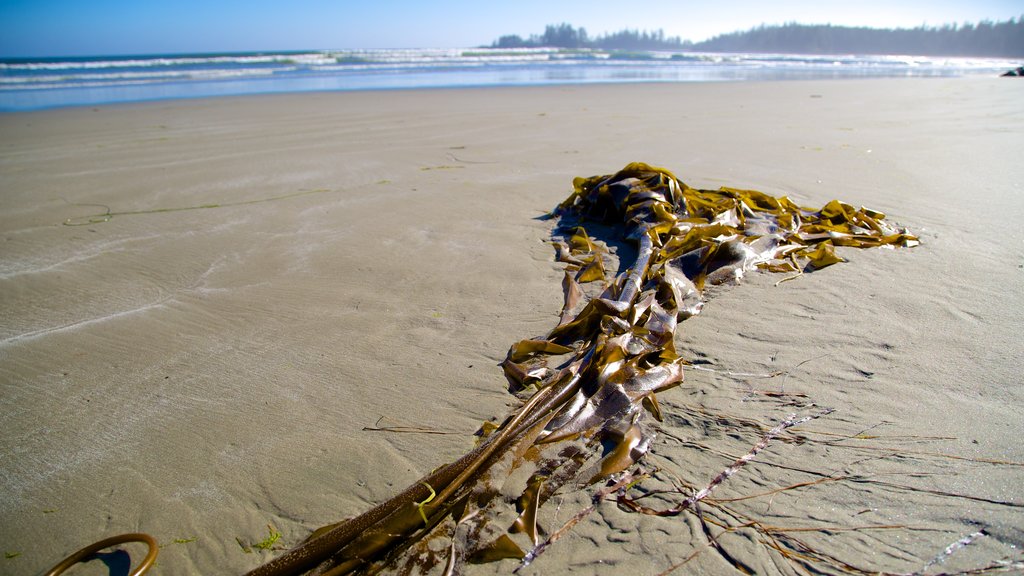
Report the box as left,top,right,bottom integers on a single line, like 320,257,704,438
1,0,1020,57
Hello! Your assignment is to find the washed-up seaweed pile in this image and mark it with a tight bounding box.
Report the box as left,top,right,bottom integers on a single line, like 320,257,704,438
248,162,918,576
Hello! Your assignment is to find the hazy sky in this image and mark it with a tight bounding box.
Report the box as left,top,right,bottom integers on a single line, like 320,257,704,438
1,0,1020,57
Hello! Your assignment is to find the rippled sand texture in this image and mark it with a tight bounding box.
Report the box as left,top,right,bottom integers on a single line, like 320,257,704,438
1,79,1022,574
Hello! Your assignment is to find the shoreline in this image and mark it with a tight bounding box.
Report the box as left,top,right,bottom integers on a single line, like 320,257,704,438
2,79,1022,574
0,74,1006,116
2,51,1018,113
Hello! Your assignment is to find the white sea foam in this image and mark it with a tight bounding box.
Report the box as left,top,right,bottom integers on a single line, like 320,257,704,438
0,52,334,71
0,67,283,87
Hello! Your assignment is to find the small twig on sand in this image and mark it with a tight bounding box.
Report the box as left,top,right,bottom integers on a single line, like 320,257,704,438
915,530,987,575
362,416,462,435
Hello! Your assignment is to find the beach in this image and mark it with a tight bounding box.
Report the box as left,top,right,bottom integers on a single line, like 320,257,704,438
1,79,1022,574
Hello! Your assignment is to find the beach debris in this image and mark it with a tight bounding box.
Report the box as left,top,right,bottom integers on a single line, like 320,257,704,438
239,525,283,554
41,533,158,576
61,188,333,226
245,162,919,575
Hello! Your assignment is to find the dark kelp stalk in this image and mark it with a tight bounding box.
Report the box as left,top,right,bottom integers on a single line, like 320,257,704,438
245,162,918,575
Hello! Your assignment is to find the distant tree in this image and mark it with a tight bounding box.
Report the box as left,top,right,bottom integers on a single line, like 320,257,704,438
492,35,529,48
540,23,589,48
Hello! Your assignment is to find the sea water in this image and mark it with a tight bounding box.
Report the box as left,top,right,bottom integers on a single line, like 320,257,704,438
0,48,1016,111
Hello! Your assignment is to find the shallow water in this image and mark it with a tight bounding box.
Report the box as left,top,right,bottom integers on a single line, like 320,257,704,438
1,48,1016,111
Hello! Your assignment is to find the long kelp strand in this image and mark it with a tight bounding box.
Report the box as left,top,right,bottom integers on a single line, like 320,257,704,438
250,162,918,575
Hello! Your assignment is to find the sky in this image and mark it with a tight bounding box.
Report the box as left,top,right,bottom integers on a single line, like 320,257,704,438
0,0,1020,58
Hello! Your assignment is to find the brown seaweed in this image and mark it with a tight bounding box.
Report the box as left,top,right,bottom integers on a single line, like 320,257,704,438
247,162,919,575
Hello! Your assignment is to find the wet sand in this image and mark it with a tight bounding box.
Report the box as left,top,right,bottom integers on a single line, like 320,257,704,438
1,79,1022,574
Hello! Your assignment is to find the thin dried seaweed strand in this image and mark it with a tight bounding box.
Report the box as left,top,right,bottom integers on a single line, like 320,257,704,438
61,188,332,226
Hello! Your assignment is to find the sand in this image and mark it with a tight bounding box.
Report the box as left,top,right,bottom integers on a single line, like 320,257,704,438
1,79,1022,575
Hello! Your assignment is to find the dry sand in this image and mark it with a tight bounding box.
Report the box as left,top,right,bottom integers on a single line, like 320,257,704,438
1,79,1022,574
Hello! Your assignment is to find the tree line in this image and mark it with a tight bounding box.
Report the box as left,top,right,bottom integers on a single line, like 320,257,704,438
492,18,1024,57
493,23,687,51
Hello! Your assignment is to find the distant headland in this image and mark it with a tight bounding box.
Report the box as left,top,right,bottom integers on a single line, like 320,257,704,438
491,18,1024,58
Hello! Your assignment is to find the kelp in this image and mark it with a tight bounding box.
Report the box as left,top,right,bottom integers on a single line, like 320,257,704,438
247,162,918,576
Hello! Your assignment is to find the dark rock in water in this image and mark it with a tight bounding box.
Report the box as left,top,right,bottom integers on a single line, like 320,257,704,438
1001,66,1024,77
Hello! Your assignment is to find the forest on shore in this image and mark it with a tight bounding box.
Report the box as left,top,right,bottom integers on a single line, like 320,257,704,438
491,18,1024,57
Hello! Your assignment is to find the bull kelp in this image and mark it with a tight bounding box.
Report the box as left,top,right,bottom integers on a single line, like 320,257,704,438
246,163,918,575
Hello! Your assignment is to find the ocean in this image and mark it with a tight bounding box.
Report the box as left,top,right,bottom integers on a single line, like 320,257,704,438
0,47,1017,112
